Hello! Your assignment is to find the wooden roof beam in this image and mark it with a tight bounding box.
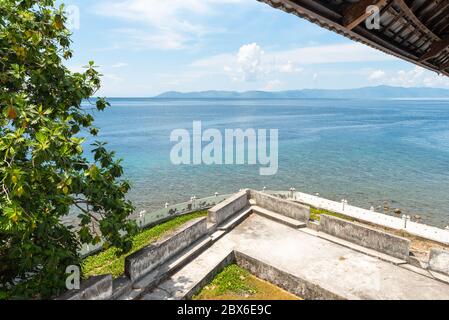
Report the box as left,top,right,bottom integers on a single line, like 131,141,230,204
259,0,448,77
440,60,449,71
422,1,449,26
432,8,449,34
342,0,389,31
394,0,440,41
420,37,449,62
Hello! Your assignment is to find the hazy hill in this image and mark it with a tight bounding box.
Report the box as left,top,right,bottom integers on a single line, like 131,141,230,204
155,86,449,99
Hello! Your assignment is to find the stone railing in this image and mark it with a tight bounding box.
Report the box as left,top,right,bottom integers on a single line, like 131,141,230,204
79,193,232,257
292,191,449,245
57,189,449,300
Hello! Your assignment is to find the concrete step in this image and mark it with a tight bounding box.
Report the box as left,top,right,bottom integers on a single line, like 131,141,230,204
429,270,449,285
398,264,449,285
313,231,407,266
252,206,307,229
117,236,212,299
111,276,132,300
141,251,235,301
210,230,226,242
217,207,252,231
166,236,213,271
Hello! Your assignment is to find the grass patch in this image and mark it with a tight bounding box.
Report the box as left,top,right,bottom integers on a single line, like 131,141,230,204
310,207,354,222
192,264,300,300
82,210,207,279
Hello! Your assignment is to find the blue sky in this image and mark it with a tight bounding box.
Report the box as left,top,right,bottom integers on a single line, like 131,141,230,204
64,0,449,97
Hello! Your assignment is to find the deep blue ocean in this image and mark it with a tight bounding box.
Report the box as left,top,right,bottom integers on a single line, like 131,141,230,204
83,98,449,227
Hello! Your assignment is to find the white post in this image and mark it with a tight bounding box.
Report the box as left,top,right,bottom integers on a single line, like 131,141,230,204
342,199,347,211
289,187,296,199
139,210,144,227
402,215,408,229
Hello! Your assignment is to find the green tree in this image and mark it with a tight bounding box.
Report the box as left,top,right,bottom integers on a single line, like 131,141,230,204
0,0,137,299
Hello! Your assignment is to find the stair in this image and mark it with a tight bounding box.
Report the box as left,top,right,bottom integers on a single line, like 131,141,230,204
117,235,212,299
252,206,307,229
217,207,253,231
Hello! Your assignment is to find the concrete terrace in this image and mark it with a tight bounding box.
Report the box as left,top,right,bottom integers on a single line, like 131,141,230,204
114,190,449,301
62,189,449,300
139,213,449,300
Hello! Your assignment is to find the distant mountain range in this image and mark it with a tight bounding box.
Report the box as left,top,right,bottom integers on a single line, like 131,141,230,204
155,86,449,99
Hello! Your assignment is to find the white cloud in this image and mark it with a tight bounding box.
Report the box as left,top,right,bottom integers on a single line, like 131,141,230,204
112,28,189,50
192,42,394,70
94,0,247,50
391,67,426,87
366,66,449,88
264,79,282,90
368,69,386,81
277,61,303,74
111,62,128,68
272,43,395,65
103,73,124,82
67,65,85,73
237,43,265,81
192,43,304,82
191,42,392,84
191,54,235,68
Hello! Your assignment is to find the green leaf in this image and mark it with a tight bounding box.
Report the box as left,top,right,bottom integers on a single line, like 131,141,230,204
0,0,135,299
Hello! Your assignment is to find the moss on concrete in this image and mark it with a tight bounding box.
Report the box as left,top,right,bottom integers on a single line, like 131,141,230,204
82,210,208,279
310,207,354,222
192,264,301,300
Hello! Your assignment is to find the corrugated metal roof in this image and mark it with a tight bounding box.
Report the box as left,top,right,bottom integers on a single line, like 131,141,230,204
258,0,449,77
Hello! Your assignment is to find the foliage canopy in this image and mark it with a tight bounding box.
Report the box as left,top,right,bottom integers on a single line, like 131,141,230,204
0,0,137,299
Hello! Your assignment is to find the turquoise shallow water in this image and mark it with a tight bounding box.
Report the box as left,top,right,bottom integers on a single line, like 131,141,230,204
83,98,449,227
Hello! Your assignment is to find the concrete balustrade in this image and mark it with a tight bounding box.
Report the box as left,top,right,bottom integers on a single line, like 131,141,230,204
57,190,449,300
56,274,113,300
249,190,310,222
294,191,449,245
207,189,249,226
428,249,449,276
320,214,410,261
125,217,208,282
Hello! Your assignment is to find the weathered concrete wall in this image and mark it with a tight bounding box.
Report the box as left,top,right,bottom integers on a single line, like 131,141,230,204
111,276,133,300
184,251,236,300
125,217,207,282
56,274,112,300
249,190,310,222
320,214,410,260
208,190,249,226
428,249,449,276
234,251,344,300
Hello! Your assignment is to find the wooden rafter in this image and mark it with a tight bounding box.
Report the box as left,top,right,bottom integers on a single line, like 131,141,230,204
342,0,389,30
432,7,449,34
421,1,449,26
440,60,449,71
394,0,440,41
257,0,449,77
420,37,449,61
385,6,424,51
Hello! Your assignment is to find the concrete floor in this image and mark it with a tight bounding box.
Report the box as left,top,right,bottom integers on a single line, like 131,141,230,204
142,213,449,300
